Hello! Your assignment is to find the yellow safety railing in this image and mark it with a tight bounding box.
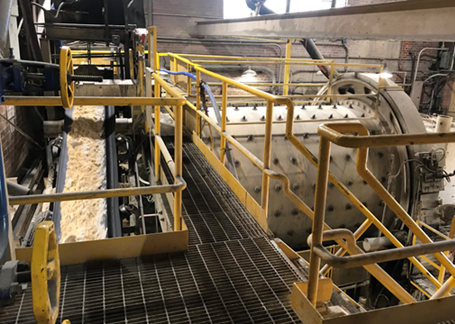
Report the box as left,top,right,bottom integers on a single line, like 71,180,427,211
305,122,455,307
409,219,455,296
2,88,187,235
145,27,441,305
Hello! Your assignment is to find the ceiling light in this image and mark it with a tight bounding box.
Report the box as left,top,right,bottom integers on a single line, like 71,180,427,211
380,71,393,79
242,67,257,78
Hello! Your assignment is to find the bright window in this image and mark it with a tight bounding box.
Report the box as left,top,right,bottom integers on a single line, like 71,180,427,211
224,0,346,19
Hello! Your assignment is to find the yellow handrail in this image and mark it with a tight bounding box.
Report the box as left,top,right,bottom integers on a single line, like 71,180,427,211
149,43,437,305
309,122,455,306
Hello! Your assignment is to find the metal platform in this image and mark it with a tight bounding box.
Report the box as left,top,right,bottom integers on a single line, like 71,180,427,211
162,138,266,245
1,138,305,324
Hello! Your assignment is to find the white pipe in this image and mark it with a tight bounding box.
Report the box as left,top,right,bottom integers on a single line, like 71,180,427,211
412,47,448,90
363,236,393,252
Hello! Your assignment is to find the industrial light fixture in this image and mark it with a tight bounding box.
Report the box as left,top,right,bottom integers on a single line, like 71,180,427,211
242,67,257,78
380,71,393,79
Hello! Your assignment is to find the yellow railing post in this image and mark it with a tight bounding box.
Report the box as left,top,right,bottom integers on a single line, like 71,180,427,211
283,40,292,96
147,26,158,70
174,103,183,231
173,57,178,84
129,48,134,78
196,70,202,137
187,63,192,95
220,82,228,164
261,100,274,215
307,136,331,306
154,82,161,181
327,61,335,104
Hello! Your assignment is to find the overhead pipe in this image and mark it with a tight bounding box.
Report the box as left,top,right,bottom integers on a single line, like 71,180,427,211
245,0,337,79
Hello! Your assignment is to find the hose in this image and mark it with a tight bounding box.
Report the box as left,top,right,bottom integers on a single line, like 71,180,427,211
30,1,65,19
159,69,237,176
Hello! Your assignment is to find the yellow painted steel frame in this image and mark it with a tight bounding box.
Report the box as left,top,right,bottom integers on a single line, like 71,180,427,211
32,221,60,324
411,220,455,286
285,101,442,292
4,69,187,239
306,122,455,308
158,63,414,306
147,45,451,308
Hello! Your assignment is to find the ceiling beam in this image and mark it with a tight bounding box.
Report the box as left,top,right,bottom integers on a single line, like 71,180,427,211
197,0,455,41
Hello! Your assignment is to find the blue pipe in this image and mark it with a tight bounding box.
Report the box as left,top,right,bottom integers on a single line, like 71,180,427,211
159,69,237,178
159,69,223,125
0,145,9,260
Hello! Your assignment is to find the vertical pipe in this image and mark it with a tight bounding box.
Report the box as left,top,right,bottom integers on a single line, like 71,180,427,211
154,82,161,181
283,40,292,96
174,104,183,231
307,137,331,306
286,0,291,13
147,27,153,67
129,49,134,79
220,82,228,164
261,100,274,214
139,56,144,98
153,26,159,71
196,70,202,136
327,61,335,104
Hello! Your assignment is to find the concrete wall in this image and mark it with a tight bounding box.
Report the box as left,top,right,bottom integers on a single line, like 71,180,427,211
145,0,223,38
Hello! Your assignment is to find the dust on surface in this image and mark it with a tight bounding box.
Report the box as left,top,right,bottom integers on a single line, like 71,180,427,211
60,106,107,243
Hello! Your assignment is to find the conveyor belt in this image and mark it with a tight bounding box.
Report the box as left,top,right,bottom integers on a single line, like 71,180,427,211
1,137,304,324
53,106,121,241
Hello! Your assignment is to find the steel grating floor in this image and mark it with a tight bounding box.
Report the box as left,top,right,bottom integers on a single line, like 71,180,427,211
163,139,266,245
1,138,304,324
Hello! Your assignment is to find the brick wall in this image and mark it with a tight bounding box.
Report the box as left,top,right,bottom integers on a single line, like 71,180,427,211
145,0,223,37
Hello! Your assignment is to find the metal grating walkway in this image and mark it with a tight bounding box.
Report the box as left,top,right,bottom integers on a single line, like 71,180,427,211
1,137,304,324
1,237,303,324
163,139,266,245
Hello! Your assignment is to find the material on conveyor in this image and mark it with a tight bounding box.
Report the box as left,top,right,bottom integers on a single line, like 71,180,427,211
59,106,107,243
